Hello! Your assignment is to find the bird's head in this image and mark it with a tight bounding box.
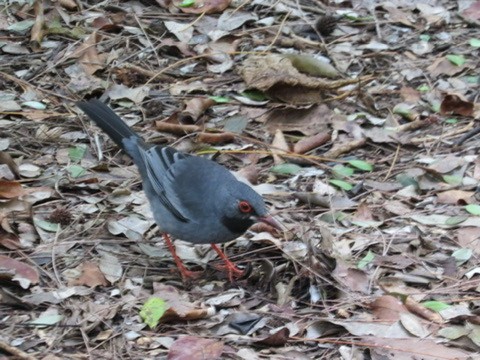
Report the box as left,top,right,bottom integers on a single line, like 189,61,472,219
219,182,279,235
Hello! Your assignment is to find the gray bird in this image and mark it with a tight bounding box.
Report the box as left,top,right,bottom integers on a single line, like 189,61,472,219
77,99,278,280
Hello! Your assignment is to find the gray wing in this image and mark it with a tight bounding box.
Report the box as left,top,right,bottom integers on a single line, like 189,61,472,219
140,146,192,222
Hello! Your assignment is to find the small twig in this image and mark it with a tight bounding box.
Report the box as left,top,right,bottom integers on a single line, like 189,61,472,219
0,340,36,360
453,124,480,146
383,144,400,180
262,11,291,53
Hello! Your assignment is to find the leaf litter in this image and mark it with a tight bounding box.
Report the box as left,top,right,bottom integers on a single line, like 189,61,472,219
0,0,480,359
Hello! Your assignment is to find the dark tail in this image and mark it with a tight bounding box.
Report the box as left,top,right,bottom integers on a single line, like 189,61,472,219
77,99,139,150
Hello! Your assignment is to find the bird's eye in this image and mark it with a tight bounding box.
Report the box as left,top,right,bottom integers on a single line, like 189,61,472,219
238,201,252,213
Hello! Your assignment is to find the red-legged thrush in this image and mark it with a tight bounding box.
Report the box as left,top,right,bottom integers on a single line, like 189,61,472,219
77,99,279,280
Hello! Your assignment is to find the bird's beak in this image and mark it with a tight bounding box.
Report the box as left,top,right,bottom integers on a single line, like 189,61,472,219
257,215,281,230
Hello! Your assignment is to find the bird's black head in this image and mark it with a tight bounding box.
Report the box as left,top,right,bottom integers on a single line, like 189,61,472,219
219,182,277,236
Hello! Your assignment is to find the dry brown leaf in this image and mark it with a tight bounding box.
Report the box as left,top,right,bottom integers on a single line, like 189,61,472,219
70,32,106,75
152,283,211,321
366,337,471,359
332,261,369,293
239,55,364,104
370,295,408,322
262,105,334,136
255,327,290,346
0,255,40,288
70,262,109,288
436,189,474,204
271,129,290,165
456,227,480,255
427,57,466,77
440,94,474,117
0,180,28,199
168,336,224,360
180,97,216,124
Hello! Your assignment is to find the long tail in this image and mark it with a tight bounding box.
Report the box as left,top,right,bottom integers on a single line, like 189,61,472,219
77,99,139,150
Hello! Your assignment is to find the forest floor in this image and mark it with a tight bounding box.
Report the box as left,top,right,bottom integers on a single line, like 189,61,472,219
1,0,480,359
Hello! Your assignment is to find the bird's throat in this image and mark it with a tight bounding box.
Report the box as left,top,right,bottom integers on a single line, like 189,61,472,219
221,216,254,237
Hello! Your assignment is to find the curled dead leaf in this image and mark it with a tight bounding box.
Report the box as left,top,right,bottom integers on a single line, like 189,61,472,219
440,94,474,117
180,98,216,124
256,327,290,346
0,255,40,289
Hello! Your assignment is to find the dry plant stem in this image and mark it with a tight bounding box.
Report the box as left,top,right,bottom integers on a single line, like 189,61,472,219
404,297,443,323
323,138,368,158
31,0,44,52
155,121,201,134
383,144,400,181
392,119,429,132
133,13,161,68
0,340,36,360
452,122,480,145
293,132,331,154
59,0,77,10
197,132,235,144
262,11,291,53
51,227,65,287
181,11,206,31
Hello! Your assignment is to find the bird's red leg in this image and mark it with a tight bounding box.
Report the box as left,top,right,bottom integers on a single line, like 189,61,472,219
211,244,244,282
162,234,201,279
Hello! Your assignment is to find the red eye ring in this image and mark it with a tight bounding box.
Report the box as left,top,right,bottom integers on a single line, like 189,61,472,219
238,201,252,213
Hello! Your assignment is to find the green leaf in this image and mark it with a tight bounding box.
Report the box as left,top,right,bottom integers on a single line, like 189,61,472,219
22,101,47,110
29,314,64,327
68,145,87,162
445,118,458,124
431,102,441,113
240,90,267,101
7,20,35,33
348,159,373,172
417,84,430,92
393,103,415,118
178,0,195,7
332,165,354,178
419,34,430,42
270,163,303,175
469,38,480,48
34,218,60,232
224,115,248,133
421,300,451,312
329,179,353,191
465,76,479,84
438,326,469,340
68,165,86,178
357,250,375,270
445,215,468,226
446,54,466,67
465,204,480,215
209,96,230,103
442,175,462,186
452,248,472,265
396,174,418,188
140,297,168,329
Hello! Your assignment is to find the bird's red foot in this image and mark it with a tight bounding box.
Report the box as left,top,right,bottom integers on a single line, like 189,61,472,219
211,244,244,282
163,233,202,281
176,266,203,280
213,262,244,282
